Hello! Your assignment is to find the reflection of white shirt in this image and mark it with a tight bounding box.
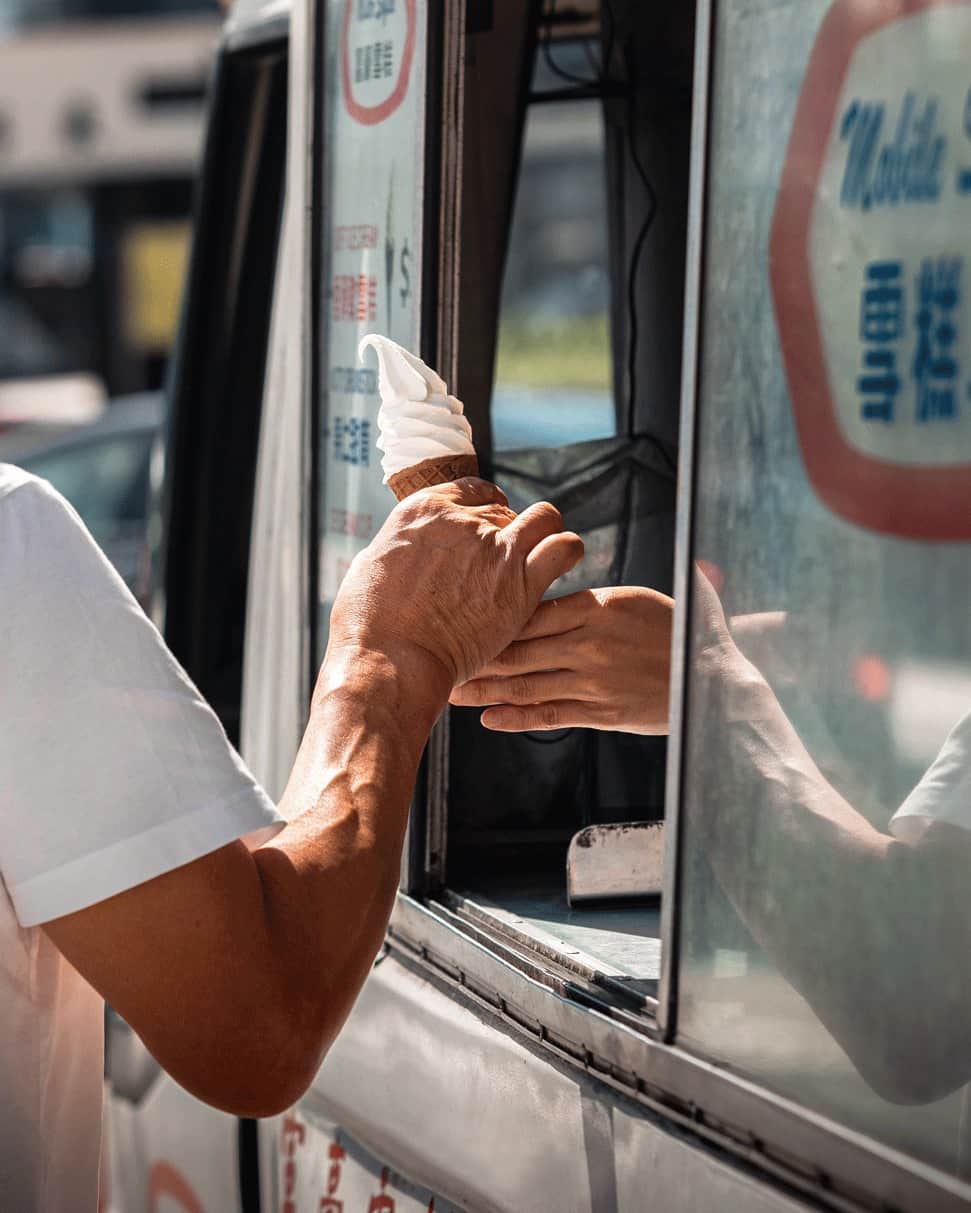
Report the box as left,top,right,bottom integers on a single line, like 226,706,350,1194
0,467,283,1211
890,708,971,1178
891,710,971,843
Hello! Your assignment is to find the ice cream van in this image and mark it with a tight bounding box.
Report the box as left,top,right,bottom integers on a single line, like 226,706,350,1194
104,0,971,1209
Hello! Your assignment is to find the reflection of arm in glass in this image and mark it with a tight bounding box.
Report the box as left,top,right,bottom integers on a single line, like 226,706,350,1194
689,571,971,1104
458,574,971,1104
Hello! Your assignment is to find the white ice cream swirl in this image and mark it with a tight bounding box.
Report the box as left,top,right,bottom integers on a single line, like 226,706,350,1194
358,334,475,482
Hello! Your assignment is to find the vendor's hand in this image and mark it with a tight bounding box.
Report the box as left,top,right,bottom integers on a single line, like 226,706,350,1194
450,585,673,735
326,478,584,696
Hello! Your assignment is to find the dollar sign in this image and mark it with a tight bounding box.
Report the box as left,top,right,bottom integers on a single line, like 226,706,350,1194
399,240,412,307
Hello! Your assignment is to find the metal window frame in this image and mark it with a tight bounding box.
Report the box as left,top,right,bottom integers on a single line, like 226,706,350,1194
306,0,446,890
657,0,714,1046
411,0,461,899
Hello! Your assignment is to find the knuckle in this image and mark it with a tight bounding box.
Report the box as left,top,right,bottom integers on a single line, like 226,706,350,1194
451,479,487,506
514,676,532,702
539,704,560,729
533,501,564,529
397,496,429,523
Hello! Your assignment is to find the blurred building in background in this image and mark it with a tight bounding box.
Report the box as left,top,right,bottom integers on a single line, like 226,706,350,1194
0,0,219,441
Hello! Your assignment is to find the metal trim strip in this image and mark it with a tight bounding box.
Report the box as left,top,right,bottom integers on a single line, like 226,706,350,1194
658,0,713,1045
389,893,971,1213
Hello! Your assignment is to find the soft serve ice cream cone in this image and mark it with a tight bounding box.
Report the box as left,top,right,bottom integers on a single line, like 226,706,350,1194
358,334,478,501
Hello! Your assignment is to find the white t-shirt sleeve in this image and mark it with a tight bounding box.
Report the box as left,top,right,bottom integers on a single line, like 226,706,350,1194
890,709,971,843
0,472,284,927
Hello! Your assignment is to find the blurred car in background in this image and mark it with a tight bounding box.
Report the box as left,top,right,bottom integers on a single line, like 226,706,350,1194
12,392,165,606
0,371,107,458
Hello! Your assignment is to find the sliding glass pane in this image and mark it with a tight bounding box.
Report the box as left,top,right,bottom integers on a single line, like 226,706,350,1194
677,0,971,1181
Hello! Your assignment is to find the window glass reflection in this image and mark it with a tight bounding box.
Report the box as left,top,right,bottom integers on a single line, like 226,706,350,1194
679,0,971,1180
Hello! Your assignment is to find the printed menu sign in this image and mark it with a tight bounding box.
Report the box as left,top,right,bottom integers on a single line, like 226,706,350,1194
319,0,426,623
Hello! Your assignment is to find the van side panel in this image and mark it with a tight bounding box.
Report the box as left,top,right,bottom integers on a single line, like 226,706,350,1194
306,955,812,1213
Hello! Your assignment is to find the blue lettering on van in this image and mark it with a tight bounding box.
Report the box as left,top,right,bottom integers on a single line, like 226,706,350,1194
858,261,904,422
331,366,378,397
333,416,372,467
958,86,971,196
913,257,962,423
855,257,964,426
839,93,947,210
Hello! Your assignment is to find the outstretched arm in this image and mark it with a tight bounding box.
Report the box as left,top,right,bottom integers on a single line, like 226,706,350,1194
692,597,971,1103
44,481,583,1116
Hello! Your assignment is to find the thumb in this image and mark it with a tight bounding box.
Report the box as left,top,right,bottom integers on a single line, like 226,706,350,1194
525,531,584,603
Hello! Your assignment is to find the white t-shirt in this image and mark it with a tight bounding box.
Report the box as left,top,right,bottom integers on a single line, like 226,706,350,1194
0,466,283,1211
891,709,971,842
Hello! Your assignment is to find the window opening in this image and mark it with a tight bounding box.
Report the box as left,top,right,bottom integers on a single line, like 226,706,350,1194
440,1,694,1015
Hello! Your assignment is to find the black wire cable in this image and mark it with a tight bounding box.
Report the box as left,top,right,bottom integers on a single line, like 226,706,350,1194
624,82,660,448
517,0,674,746
601,0,617,83
536,0,673,476
620,21,677,477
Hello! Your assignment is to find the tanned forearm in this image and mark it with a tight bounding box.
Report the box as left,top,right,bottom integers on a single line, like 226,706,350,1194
698,646,971,1102
43,479,582,1117
250,646,449,1095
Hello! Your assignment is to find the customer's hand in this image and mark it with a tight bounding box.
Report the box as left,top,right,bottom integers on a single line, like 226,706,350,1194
327,478,584,694
450,585,673,734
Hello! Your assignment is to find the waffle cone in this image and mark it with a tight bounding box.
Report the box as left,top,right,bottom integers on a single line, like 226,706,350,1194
387,453,480,501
